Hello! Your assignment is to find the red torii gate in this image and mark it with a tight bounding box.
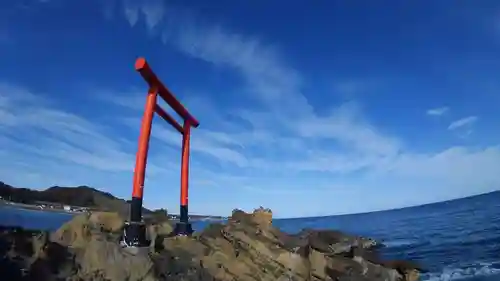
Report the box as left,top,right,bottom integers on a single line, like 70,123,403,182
122,57,200,247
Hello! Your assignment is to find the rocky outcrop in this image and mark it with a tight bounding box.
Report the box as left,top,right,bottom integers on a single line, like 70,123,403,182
0,208,421,281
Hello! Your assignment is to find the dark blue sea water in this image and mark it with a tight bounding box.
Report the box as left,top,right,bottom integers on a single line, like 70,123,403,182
1,191,499,281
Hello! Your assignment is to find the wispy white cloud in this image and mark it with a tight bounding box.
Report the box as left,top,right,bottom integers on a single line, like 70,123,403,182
448,116,478,130
426,106,449,116
122,0,165,29
0,83,178,197
0,84,133,171
116,1,400,171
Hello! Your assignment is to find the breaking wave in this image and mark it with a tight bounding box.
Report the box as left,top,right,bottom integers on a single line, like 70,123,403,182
382,239,419,248
422,262,500,281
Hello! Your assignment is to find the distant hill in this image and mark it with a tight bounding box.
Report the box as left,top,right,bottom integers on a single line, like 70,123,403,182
0,181,152,217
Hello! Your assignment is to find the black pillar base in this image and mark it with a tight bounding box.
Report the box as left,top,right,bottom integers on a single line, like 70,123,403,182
174,204,192,236
122,196,149,247
173,221,193,236
121,221,149,247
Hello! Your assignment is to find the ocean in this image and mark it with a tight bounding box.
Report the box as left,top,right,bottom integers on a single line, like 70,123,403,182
1,191,499,281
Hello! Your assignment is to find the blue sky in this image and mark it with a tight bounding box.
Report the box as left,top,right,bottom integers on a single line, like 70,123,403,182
0,0,499,218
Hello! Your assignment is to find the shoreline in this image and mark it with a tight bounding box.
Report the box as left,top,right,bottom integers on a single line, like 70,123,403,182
0,201,226,222
0,200,79,214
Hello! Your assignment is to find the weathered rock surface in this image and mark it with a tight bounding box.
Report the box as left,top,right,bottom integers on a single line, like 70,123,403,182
0,208,421,281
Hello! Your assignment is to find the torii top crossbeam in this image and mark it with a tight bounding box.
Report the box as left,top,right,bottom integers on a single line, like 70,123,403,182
134,58,200,128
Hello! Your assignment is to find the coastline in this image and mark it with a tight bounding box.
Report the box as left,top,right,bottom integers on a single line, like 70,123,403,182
0,201,225,222
0,200,79,214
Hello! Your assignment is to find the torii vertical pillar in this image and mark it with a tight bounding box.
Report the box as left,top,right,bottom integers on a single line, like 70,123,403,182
121,57,200,248
124,88,157,247
174,120,193,235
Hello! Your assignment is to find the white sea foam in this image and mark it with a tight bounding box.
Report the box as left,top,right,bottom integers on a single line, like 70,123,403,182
423,262,500,281
383,238,418,248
